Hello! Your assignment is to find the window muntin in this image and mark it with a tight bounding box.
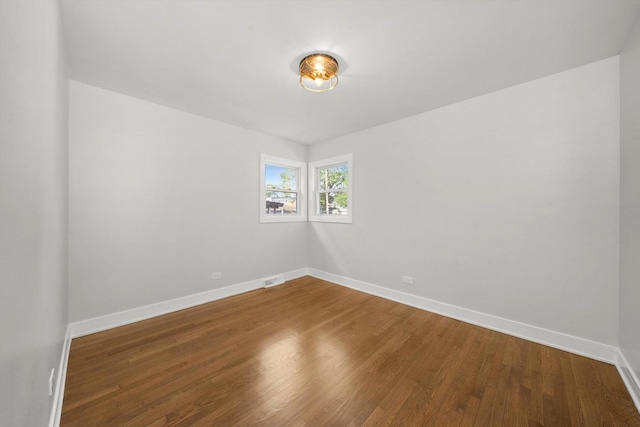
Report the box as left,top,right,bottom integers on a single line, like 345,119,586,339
260,154,306,223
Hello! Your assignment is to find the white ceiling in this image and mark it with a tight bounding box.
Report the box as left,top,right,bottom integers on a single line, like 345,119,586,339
60,0,640,145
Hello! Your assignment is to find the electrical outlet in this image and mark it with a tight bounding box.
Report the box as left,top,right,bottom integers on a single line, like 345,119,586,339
48,368,55,396
211,272,222,280
402,276,413,285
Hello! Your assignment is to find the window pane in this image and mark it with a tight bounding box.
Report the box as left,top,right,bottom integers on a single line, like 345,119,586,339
318,192,348,215
266,191,298,214
265,164,297,191
318,163,348,190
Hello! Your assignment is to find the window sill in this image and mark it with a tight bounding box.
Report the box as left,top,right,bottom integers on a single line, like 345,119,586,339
308,215,352,224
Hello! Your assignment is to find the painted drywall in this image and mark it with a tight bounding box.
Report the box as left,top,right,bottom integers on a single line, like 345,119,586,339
620,17,640,388
0,1,69,425
69,82,308,322
308,57,620,346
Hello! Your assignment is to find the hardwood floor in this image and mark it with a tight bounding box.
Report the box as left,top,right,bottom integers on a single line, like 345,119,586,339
61,276,640,426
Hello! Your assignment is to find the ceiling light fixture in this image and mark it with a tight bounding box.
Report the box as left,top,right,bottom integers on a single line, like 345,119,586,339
299,53,339,93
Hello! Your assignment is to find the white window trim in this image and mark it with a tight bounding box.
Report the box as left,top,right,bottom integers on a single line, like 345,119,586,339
260,154,307,223
309,153,353,223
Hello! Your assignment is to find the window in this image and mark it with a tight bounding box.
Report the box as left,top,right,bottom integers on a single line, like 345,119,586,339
309,154,352,223
260,154,307,223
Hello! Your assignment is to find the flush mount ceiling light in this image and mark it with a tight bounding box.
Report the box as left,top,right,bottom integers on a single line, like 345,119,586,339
299,53,339,93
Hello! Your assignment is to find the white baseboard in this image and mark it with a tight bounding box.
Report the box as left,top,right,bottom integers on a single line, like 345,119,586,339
283,268,309,281
49,325,71,427
308,269,618,364
69,268,308,338
616,350,640,412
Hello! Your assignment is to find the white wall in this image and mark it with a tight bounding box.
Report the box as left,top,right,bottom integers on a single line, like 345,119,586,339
69,82,308,322
0,1,69,425
620,17,640,388
309,57,620,346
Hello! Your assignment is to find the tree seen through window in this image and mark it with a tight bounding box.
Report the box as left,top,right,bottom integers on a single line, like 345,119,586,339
318,163,348,215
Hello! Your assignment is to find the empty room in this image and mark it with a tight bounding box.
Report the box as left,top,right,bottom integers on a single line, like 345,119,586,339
2,0,640,425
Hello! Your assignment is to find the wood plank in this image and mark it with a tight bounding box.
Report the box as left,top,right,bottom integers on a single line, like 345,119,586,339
61,277,640,426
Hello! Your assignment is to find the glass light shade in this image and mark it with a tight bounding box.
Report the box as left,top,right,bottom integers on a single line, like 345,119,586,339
299,53,339,93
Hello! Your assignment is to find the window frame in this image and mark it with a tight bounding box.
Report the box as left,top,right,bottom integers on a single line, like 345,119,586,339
308,154,353,223
259,153,307,223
